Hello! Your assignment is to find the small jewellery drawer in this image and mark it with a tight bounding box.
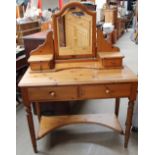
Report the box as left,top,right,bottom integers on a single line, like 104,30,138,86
28,86,77,101
79,84,131,99
103,58,123,68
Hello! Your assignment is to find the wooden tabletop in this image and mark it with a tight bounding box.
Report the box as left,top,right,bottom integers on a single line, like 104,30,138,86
19,61,137,87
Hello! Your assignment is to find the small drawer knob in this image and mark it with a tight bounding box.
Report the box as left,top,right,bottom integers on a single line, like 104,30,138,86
105,89,110,94
49,91,56,97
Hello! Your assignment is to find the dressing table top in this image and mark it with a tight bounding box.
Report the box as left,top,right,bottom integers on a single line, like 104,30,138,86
19,62,137,87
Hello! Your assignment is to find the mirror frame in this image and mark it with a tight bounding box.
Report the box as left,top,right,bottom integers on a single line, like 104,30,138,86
53,2,96,60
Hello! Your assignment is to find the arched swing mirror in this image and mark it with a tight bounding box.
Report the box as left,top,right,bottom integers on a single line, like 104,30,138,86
53,2,96,60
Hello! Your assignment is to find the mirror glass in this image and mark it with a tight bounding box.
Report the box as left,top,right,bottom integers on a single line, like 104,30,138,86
57,7,93,56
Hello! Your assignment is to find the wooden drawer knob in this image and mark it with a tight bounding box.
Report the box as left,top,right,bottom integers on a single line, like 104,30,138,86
49,91,56,97
105,89,110,94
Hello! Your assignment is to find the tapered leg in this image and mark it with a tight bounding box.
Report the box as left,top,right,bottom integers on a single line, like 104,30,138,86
124,101,134,148
25,105,38,153
115,98,120,117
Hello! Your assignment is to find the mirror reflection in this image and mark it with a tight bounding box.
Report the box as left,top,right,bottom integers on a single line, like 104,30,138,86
57,7,93,56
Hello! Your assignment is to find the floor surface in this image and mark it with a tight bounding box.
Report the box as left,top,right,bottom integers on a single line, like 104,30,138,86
16,30,138,155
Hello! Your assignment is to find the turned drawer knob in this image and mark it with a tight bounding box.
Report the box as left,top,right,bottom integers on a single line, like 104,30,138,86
49,91,56,97
105,89,110,94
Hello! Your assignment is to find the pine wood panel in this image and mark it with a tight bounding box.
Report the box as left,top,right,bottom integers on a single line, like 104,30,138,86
98,52,124,69
63,10,92,55
28,31,55,71
37,114,124,139
29,31,54,55
97,28,120,52
28,54,53,62
98,52,124,58
29,61,52,71
53,2,96,59
102,58,123,68
28,86,77,101
27,83,131,101
19,65,137,87
80,83,131,99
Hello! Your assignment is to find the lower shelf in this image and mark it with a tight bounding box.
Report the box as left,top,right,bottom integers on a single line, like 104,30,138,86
37,113,124,140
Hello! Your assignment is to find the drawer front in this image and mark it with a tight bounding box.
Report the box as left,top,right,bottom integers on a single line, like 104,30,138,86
28,86,77,101
80,84,131,99
103,58,123,68
30,61,51,71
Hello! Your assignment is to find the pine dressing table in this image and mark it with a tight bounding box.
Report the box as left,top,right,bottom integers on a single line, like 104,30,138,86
19,2,138,153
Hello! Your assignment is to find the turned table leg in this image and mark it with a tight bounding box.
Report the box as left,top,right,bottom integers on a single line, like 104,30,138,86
124,100,134,148
21,88,38,153
25,105,38,153
115,98,120,117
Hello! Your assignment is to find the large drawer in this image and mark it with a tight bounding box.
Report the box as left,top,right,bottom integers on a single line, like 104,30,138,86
79,83,131,99
28,86,78,101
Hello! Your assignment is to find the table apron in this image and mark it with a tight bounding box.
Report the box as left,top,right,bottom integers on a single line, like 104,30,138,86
27,83,133,102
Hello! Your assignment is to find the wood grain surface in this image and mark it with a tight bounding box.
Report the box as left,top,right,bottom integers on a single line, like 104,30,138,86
19,64,137,87
37,114,124,139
